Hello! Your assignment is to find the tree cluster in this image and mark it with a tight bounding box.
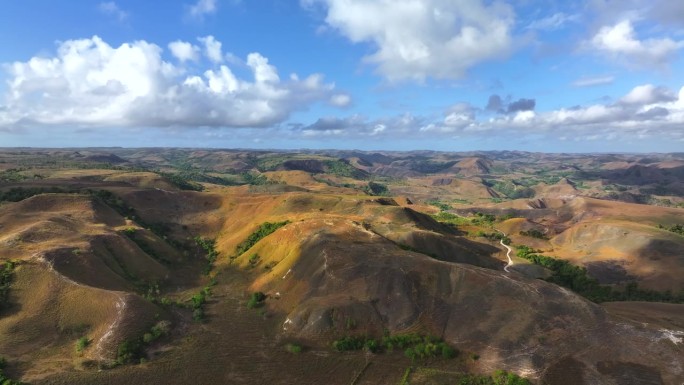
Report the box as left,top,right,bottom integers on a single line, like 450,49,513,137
332,333,457,360
234,221,290,257
516,246,684,303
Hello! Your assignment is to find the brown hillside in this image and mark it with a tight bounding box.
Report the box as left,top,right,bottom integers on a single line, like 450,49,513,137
103,172,178,190
451,157,492,176
0,193,173,371
238,219,681,383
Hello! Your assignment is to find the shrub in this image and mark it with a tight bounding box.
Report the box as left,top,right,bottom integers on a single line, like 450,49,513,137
441,344,457,358
285,343,302,354
187,284,213,322
191,292,206,309
432,211,471,226
246,291,266,309
195,237,219,274
235,221,290,257
323,159,367,179
116,320,172,365
332,336,366,352
332,333,458,359
492,369,532,385
146,320,171,342
364,339,380,353
142,333,155,344
192,308,205,321
248,253,261,266
399,367,412,385
241,172,269,185
0,262,17,311
116,339,143,365
659,223,684,236
75,336,91,353
1,372,25,384
0,186,67,202
263,261,277,271
472,212,496,225
426,200,451,211
519,229,548,240
364,181,389,196
158,172,203,191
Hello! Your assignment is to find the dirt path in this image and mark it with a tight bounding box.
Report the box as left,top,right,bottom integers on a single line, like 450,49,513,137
95,292,127,360
495,229,513,273
34,252,127,361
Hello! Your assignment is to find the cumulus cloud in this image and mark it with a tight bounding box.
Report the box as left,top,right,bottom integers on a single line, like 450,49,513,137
485,95,535,114
298,84,684,144
619,84,677,105
0,36,340,130
301,114,421,137
589,20,684,67
329,93,352,107
507,98,535,113
302,115,365,134
440,103,476,130
99,1,128,21
486,95,504,113
188,0,217,18
168,41,200,62
198,36,223,63
303,0,514,82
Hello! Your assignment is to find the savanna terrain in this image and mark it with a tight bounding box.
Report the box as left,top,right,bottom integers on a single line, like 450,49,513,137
0,148,682,385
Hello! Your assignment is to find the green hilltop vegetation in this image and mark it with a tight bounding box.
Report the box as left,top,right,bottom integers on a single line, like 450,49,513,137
234,221,290,258
516,245,684,304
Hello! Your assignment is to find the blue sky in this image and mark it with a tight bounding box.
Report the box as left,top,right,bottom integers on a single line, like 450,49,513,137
0,0,683,152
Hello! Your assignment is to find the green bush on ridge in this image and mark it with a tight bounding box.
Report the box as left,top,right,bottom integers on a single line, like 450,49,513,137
332,333,457,360
234,221,290,257
516,245,684,303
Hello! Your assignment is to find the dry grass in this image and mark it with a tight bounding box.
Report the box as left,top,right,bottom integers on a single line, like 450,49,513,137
0,159,682,384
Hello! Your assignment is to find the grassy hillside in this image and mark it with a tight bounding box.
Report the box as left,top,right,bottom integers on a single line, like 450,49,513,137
0,149,682,384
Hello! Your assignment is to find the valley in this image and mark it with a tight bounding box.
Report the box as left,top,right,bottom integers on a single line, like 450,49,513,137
0,148,682,384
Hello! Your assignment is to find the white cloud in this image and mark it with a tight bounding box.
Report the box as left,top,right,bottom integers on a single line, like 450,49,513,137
0,36,339,129
589,20,684,67
619,84,676,105
188,0,217,18
301,114,421,136
299,84,684,144
99,1,128,21
168,41,200,62
572,76,614,87
589,0,684,28
329,93,351,107
246,53,279,83
648,0,684,27
441,102,475,130
198,36,223,63
526,12,580,31
513,110,535,123
303,0,515,82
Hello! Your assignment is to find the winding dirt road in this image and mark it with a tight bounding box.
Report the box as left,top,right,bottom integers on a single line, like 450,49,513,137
495,229,514,273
